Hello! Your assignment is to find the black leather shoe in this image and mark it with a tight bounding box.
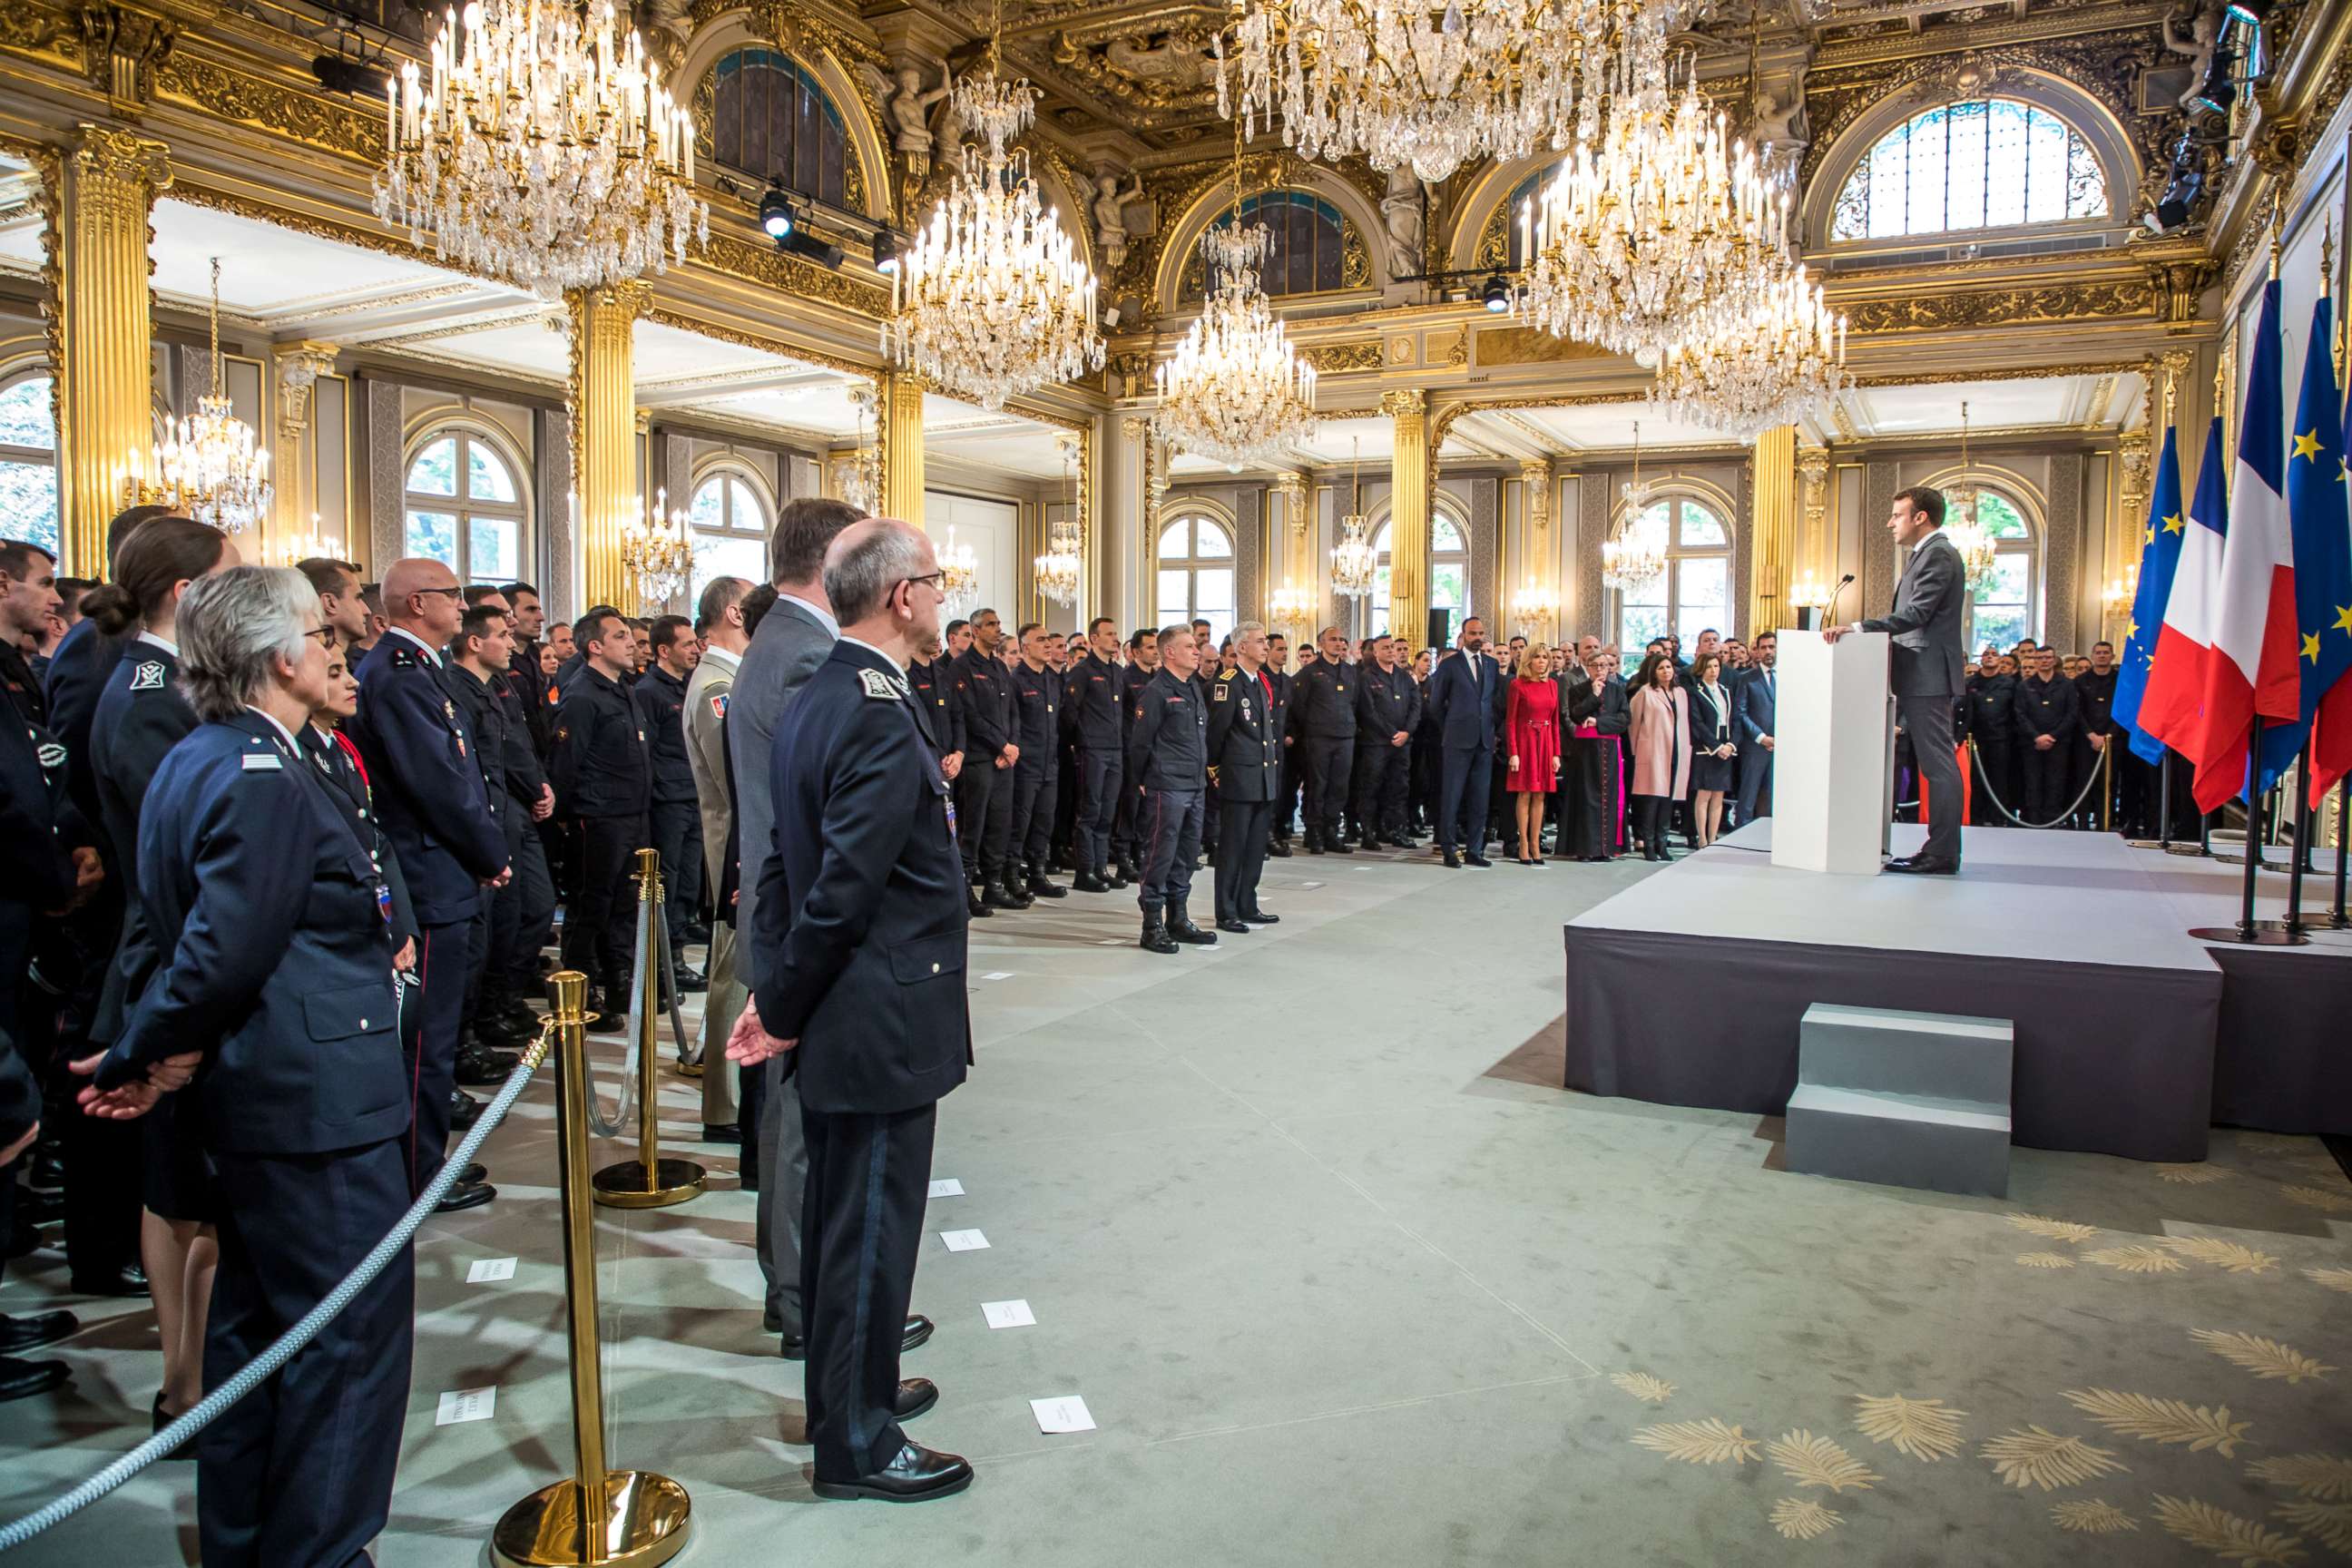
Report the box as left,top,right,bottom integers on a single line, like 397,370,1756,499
583,993,626,1034
702,1122,743,1144
454,1045,514,1086
1327,841,1353,856
449,1089,483,1130
435,1181,495,1214
69,1264,148,1298
983,881,1027,911
1465,854,1493,867
1241,907,1279,925
1025,870,1067,899
1167,907,1218,946
894,1377,939,1420
1264,839,1292,858
1885,856,1960,876
473,1013,534,1048
455,1162,487,1187
685,921,713,945
1305,839,1326,855
810,1440,973,1503
1072,871,1111,893
0,1310,77,1354
671,966,709,994
1139,916,1177,956
1443,850,1462,868
782,1314,932,1361
1215,917,1250,935
965,886,993,918
0,1357,70,1403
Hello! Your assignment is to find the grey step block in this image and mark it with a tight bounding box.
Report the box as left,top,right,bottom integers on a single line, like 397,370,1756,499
1785,1083,2012,1199
1799,1002,2014,1106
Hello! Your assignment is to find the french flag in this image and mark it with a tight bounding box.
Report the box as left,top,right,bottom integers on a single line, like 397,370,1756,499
2190,279,2302,812
2133,416,2230,768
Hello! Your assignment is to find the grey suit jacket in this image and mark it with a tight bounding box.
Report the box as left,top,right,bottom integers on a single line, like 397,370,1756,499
726,596,835,992
1863,530,1967,697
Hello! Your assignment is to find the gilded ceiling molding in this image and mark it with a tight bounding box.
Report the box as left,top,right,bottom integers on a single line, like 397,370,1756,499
639,305,878,383
1848,358,2156,389
698,229,890,317
1841,278,2161,334
153,52,385,162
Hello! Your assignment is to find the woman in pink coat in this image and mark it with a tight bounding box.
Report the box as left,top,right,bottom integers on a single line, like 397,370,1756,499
1626,651,1690,862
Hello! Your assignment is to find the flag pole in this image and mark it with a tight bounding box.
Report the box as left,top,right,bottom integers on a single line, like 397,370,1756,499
2332,776,2349,929
2156,746,2174,849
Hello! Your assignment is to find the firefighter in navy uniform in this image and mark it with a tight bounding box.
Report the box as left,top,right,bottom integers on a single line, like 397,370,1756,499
1007,623,1067,900
633,615,709,993
444,604,532,1091
1287,626,1358,854
1205,621,1284,934
1350,634,1422,848
953,610,1025,913
345,558,508,1210
1111,629,1161,881
550,608,652,1026
1063,616,1127,891
2012,646,2081,827
1265,632,1298,855
2073,642,2120,830
1964,653,2020,824
1125,625,1214,954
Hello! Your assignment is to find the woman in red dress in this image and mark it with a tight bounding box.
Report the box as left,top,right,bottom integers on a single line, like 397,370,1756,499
1504,644,1564,865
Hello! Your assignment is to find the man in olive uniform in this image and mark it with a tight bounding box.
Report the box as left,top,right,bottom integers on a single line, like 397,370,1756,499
1288,625,1358,854
1126,625,1215,954
550,608,652,1023
1007,622,1067,900
1349,633,1421,848
2013,645,2081,827
1206,621,1283,934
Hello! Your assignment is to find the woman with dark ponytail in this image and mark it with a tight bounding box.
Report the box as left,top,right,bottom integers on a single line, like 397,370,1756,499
84,515,236,1445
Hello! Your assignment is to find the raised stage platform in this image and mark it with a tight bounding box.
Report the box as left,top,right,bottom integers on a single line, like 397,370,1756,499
1562,820,2352,1161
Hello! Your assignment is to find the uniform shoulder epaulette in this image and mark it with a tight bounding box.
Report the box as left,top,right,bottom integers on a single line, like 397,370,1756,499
387,646,419,669
1216,668,1235,681
858,668,904,701
128,660,167,692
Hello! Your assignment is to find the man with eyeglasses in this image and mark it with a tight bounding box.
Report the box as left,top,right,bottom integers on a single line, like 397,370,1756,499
346,557,510,1214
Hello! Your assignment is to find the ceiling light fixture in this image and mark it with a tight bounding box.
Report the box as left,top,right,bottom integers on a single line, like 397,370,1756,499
760,183,796,239
1331,438,1378,598
127,257,272,534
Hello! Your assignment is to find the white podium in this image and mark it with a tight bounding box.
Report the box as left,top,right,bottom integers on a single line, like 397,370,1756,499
1770,627,1890,876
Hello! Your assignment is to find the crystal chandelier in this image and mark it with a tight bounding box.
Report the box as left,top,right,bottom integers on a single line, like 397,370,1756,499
1945,400,1981,528
1603,421,1666,591
1268,582,1315,625
842,384,885,515
1034,434,1084,607
1512,30,1786,362
1650,262,1850,438
270,514,339,567
939,525,981,615
128,258,273,534
1215,0,1675,183
1330,438,1378,598
1511,576,1558,632
1152,127,1318,471
622,489,693,609
886,11,1103,411
375,0,707,299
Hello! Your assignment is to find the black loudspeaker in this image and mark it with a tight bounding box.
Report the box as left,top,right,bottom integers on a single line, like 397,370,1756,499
1426,607,1450,650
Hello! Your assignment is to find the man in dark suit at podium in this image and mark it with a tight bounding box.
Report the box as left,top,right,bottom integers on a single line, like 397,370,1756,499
1823,485,1966,875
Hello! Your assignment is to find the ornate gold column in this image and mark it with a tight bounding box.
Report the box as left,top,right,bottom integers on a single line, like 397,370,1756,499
1383,388,1428,642
881,372,924,522
57,124,169,575
566,279,650,610
271,340,338,552
1517,457,1555,641
1274,469,1310,603
1797,444,1831,585
1747,425,1799,638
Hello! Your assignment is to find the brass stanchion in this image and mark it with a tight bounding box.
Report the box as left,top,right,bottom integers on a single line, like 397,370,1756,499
2099,739,2112,832
492,973,691,1568
593,850,706,1210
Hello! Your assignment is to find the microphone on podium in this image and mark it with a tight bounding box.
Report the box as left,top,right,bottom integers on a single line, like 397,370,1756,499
1801,574,1857,632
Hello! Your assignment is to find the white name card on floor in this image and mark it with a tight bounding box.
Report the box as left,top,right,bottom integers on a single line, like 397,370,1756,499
983,1298,1036,1329
1030,1395,1095,1434
1299,881,1324,888
940,1229,990,1251
1096,938,1123,946
466,1257,517,1284
982,971,1014,981
928,1178,965,1198
436,1387,496,1426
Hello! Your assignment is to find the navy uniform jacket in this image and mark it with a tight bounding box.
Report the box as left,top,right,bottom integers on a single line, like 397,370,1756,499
1965,674,2018,749
1205,665,1282,802
94,712,407,1157
749,642,970,1115
446,663,510,827
34,621,120,840
88,640,199,1042
302,724,419,953
632,666,699,805
551,665,651,819
491,668,547,816
1355,662,1423,741
1126,668,1208,790
1063,651,1124,750
908,655,964,757
1287,658,1357,740
1119,661,1157,746
1011,661,1058,756
2014,673,2081,744
953,644,1012,760
2076,667,2118,738
507,642,552,757
1427,651,1506,750
348,632,508,926
1,698,76,916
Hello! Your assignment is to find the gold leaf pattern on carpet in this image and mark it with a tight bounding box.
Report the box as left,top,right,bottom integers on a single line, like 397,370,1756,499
2018,1251,2078,1269
1610,1372,1675,1406
2245,1137,2316,1156
2051,1499,2139,1534
2151,1495,2307,1565
2273,1502,2352,1553
2249,1455,2352,1501
1852,1394,1967,1462
2190,1330,2336,1385
1767,1430,1881,1493
2286,1156,2346,1179
2306,1269,2352,1296
2165,1237,2284,1275
2008,1213,2101,1244
2062,1389,2253,1456
1632,1417,1760,1465
2085,1244,2190,1274
1769,1497,1841,1541
2161,1164,2236,1184
1980,1426,2130,1490
2280,1185,2352,1214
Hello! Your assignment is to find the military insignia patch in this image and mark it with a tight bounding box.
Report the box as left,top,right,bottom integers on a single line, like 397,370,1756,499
710,693,728,719
555,725,570,743
859,669,902,701
129,661,166,691
387,647,418,668
240,752,282,771
1213,682,1230,701
35,741,65,770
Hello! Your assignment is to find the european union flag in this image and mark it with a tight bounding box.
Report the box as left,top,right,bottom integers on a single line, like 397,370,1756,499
2289,291,2352,802
2115,420,2187,766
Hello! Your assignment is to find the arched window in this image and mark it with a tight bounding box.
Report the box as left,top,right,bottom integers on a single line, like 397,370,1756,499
712,49,848,208
1369,514,1469,644
686,469,770,606
1830,99,2106,242
1156,514,1235,642
1962,489,2038,650
1612,495,1730,650
405,428,525,585
1197,191,1349,299
0,373,59,560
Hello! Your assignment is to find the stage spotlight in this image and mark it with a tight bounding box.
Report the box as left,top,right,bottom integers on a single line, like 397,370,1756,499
780,229,844,269
2143,134,2207,235
2223,0,2271,24
760,184,795,240
2189,46,2239,118
311,54,392,98
1481,272,1511,313
872,230,901,275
